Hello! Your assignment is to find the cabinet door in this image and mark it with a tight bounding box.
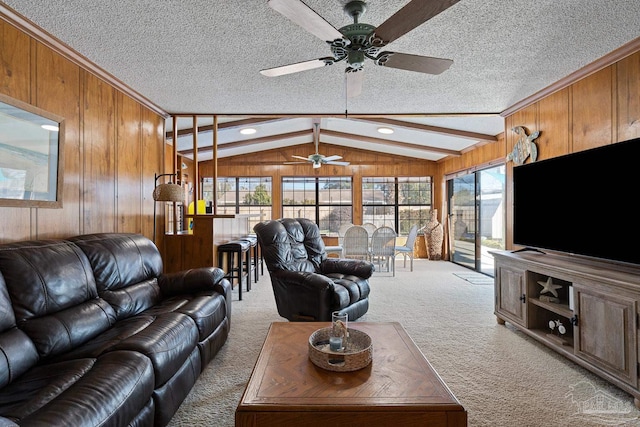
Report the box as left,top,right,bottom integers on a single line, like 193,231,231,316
573,284,638,387
495,265,526,326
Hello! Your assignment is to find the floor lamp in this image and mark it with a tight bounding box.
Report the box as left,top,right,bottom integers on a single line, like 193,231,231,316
153,173,184,243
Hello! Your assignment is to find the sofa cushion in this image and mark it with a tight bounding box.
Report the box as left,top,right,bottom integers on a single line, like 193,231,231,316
326,273,370,304
0,351,154,426
257,218,318,273
68,233,164,320
0,240,100,320
146,293,227,342
0,240,116,359
19,298,117,359
49,312,198,388
99,278,161,321
68,233,163,290
0,273,39,389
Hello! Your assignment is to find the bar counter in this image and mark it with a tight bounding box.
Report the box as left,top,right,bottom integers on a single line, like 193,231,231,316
163,214,251,274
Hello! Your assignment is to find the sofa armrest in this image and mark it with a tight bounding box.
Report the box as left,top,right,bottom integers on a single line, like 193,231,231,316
319,258,374,279
159,267,230,297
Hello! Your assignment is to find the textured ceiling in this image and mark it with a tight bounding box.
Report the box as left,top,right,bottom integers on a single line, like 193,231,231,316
4,0,640,161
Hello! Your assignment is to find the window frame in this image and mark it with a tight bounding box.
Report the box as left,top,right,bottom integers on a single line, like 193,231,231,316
362,176,432,234
282,176,353,233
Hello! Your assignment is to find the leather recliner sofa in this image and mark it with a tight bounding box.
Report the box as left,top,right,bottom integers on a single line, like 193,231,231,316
253,218,373,322
0,233,231,427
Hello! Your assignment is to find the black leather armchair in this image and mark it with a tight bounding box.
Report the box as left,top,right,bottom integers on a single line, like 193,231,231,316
253,218,373,321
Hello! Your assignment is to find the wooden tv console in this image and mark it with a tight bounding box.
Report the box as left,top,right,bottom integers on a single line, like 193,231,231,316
492,250,640,408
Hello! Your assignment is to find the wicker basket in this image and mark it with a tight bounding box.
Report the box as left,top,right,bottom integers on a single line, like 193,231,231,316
308,327,372,372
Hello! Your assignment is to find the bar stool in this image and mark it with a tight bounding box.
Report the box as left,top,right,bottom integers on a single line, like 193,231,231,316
217,240,251,300
239,235,259,284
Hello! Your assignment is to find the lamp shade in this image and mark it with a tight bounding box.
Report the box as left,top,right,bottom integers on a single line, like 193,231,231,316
153,183,184,202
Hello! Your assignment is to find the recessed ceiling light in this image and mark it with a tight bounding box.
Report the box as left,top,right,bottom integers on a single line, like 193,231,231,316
41,124,59,132
240,128,257,135
377,127,394,135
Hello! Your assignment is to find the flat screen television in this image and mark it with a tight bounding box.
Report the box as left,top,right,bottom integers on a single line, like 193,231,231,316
513,136,640,266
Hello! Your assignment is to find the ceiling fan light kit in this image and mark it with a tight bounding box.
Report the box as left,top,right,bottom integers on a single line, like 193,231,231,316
262,0,458,97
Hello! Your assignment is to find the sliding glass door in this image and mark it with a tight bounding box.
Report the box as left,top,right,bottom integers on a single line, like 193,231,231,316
448,165,505,275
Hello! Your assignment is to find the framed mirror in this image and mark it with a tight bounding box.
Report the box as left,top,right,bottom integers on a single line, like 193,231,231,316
0,93,64,208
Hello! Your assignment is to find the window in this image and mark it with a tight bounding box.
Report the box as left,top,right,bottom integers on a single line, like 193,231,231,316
397,177,432,235
362,177,395,228
282,177,352,233
203,177,272,230
363,177,432,234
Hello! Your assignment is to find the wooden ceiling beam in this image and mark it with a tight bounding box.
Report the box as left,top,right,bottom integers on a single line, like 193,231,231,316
178,127,463,157
167,117,286,139
321,129,461,156
352,118,498,142
179,129,312,155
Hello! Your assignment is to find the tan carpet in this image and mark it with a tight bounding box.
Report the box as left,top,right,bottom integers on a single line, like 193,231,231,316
168,260,640,427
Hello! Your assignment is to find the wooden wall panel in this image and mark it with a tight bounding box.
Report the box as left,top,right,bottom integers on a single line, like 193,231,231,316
0,20,32,241
0,13,167,245
617,51,640,141
33,40,81,239
501,49,640,251
538,88,570,160
571,66,614,151
207,144,437,178
0,20,30,101
116,92,142,233
82,71,116,233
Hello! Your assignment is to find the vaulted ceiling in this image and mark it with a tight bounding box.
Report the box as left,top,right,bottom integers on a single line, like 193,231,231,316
4,1,640,162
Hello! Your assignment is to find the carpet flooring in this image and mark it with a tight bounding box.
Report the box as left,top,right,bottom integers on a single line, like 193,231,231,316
168,259,640,427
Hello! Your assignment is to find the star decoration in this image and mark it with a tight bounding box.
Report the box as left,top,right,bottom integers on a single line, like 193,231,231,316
538,277,562,298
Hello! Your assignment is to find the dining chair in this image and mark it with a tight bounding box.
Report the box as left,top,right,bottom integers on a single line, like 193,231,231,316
394,224,419,271
342,225,370,261
370,226,397,276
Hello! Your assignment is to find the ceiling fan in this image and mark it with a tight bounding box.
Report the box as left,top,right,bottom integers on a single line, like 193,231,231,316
261,0,459,98
284,122,350,168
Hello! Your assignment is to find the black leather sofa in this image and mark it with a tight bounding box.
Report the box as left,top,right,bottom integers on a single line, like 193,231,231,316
0,233,231,427
254,218,373,322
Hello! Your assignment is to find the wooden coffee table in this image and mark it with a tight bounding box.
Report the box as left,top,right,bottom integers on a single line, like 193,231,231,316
236,322,467,427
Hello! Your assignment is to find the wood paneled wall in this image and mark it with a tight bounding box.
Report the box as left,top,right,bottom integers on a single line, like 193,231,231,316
439,48,640,252
199,143,439,225
0,15,166,245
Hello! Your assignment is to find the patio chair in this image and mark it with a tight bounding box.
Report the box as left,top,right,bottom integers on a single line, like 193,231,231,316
395,224,419,271
337,222,354,246
370,226,397,276
342,225,370,261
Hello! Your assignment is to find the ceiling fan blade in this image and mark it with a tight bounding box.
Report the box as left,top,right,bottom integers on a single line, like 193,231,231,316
325,161,350,166
268,0,343,42
291,155,311,161
283,161,310,165
260,58,331,77
372,0,460,46
322,155,343,162
377,52,453,75
346,70,364,98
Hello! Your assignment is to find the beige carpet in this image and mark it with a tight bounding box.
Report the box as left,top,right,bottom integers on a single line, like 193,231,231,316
168,260,640,427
